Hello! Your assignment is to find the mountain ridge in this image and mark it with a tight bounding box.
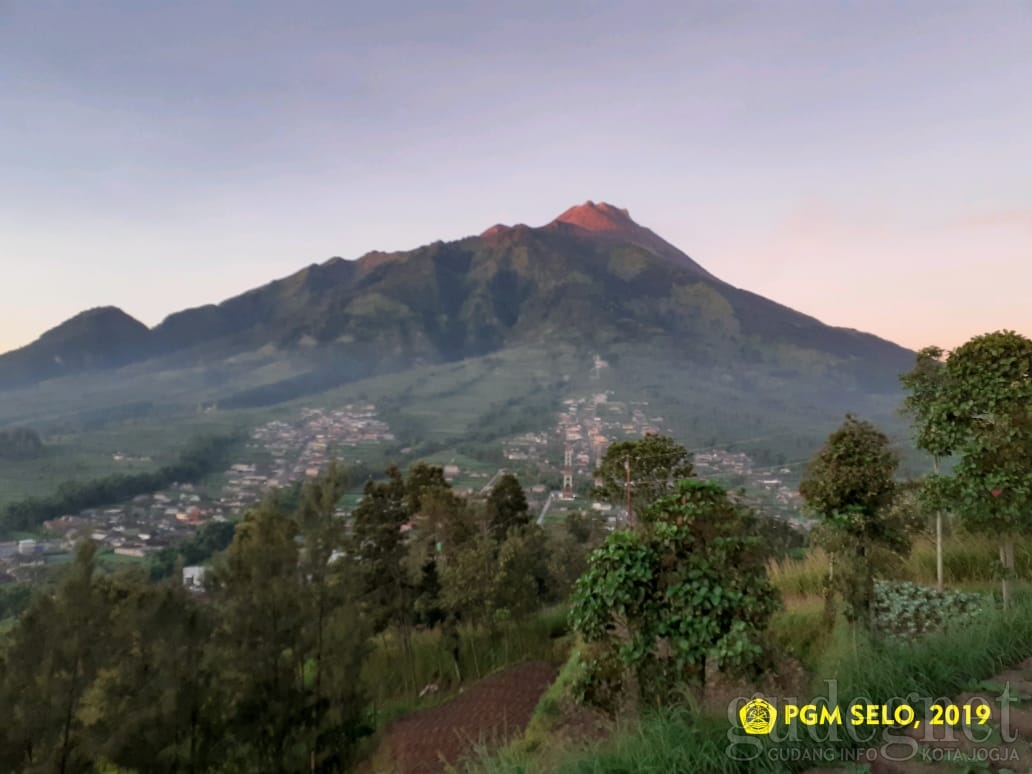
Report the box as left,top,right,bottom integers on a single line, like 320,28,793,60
0,202,913,397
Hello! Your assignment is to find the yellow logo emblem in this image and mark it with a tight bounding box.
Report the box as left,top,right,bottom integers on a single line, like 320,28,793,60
740,698,777,735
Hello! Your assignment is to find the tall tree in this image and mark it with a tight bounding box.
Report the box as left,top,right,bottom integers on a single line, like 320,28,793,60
211,465,370,771
207,495,311,770
799,415,906,631
348,465,411,633
403,484,464,629
594,434,694,523
0,542,106,773
492,524,552,620
900,345,955,590
935,331,1032,609
295,462,370,772
486,473,529,541
76,574,217,773
404,462,451,516
547,511,610,600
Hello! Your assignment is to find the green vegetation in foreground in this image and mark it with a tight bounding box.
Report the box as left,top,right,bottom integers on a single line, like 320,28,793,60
0,452,604,772
475,709,769,774
1,330,1027,772
147,520,237,581
475,593,1032,774
364,605,571,725
0,584,32,623
769,534,1032,597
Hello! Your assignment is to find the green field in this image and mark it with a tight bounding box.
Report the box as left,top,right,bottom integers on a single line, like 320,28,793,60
0,336,919,510
97,550,148,568
0,412,253,508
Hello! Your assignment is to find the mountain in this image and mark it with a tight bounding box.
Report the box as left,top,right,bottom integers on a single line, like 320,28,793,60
0,202,914,447
0,307,151,390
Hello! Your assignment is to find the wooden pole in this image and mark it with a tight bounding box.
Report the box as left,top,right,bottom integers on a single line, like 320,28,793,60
625,456,632,527
933,456,943,591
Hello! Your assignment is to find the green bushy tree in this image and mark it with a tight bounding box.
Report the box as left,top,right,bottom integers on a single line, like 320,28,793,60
594,434,694,522
570,479,779,712
799,415,907,630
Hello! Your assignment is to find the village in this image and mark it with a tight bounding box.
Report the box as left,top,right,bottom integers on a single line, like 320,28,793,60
0,404,396,583
0,385,808,585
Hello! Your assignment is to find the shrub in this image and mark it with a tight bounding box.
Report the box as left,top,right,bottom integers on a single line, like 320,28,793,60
872,580,984,639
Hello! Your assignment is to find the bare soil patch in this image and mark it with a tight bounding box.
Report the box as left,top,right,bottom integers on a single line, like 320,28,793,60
376,661,557,773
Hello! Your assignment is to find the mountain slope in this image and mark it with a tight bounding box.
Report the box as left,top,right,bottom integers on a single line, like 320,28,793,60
0,307,151,390
0,202,913,403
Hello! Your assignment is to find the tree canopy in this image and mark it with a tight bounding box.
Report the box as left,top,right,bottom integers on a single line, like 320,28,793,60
799,415,906,629
486,473,530,541
924,330,1032,608
594,433,694,521
0,427,43,461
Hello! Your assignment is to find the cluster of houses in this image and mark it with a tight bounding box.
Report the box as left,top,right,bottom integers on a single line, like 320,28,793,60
0,539,63,583
243,405,395,490
556,393,666,479
1,404,400,585
693,449,807,527
45,484,218,554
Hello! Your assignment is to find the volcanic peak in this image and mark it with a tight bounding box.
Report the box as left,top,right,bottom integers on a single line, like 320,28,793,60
551,201,636,233
480,201,638,239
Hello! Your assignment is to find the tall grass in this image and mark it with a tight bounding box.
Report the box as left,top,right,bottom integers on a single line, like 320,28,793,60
766,596,829,673
768,534,1032,597
469,711,784,774
767,548,830,597
820,590,1032,706
905,534,1032,584
363,605,571,720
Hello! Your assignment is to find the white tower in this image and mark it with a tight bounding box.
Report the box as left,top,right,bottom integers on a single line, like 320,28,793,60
562,444,574,499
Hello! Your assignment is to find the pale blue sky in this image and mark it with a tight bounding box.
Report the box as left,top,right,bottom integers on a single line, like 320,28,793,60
2,0,1030,353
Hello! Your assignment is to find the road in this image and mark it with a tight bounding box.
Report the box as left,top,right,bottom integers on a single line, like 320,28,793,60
479,468,510,496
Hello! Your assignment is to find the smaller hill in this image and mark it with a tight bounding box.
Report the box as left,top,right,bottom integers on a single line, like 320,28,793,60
0,306,151,390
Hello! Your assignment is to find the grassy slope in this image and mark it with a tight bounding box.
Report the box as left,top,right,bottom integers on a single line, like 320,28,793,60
0,344,574,505
0,333,916,507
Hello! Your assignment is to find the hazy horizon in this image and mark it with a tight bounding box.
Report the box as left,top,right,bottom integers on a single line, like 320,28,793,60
3,1,1030,355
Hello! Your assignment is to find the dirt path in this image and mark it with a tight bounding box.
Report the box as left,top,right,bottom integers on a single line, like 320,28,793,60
807,657,1032,774
376,661,558,774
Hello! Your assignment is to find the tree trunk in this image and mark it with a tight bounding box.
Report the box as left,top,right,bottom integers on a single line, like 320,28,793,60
933,457,943,591
58,651,82,774
868,572,876,635
469,633,481,679
401,627,418,696
936,511,944,591
1000,540,1015,610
